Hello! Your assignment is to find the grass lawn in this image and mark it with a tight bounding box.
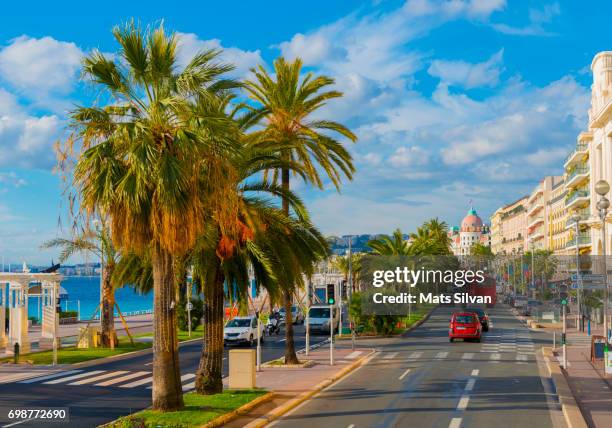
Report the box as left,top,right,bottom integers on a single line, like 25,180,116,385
109,390,267,428
0,338,150,365
0,327,203,365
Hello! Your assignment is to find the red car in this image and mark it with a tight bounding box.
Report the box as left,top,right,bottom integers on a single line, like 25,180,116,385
449,312,482,342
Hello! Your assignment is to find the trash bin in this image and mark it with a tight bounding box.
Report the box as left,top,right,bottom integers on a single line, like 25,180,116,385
78,326,100,348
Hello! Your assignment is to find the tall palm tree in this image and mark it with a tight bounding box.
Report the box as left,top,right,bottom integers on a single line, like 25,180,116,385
244,57,357,363
191,117,328,392
42,222,118,347
70,23,238,411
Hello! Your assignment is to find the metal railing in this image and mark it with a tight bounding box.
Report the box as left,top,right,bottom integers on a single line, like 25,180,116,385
566,166,589,184
564,143,588,165
565,190,589,207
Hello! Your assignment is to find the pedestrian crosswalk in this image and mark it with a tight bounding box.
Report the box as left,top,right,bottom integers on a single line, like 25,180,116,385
377,349,536,364
17,369,204,390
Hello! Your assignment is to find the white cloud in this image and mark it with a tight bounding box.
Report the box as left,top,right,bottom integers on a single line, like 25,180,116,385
0,90,63,169
389,146,429,167
428,50,504,89
491,2,560,36
0,36,83,95
177,33,263,78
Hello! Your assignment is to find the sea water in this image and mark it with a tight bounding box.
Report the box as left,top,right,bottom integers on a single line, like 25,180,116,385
27,276,153,321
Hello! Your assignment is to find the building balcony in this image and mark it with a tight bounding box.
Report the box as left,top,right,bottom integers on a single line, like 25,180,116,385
527,200,544,217
565,208,590,229
565,166,589,189
530,227,545,240
563,143,589,169
565,190,589,210
565,234,591,250
527,215,544,229
527,185,543,204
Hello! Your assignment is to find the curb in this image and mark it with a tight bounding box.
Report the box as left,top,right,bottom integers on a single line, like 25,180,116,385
401,306,436,337
243,349,376,428
541,347,588,428
200,391,275,428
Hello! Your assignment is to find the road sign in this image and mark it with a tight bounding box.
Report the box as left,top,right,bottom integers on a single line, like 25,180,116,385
571,274,605,281
186,302,193,310
571,283,579,289
583,285,608,291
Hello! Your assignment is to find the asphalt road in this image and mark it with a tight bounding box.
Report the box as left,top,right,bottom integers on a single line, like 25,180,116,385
270,305,566,428
0,324,328,428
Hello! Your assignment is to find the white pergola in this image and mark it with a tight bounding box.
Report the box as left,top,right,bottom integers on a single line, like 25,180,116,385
0,272,62,354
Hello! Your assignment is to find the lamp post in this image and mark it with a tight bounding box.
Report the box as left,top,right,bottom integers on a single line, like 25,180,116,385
530,240,535,300
570,214,583,331
595,180,610,343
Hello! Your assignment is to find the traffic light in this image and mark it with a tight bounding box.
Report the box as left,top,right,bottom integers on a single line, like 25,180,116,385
341,280,348,298
560,291,568,306
326,283,335,305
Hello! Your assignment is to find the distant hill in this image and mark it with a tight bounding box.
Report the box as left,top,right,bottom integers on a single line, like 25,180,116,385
326,233,409,254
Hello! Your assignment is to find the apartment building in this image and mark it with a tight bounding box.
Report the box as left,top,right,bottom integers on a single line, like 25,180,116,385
526,176,563,250
583,52,612,256
545,177,568,255
490,196,528,255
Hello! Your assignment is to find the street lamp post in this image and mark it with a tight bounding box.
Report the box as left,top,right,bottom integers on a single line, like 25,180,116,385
530,240,535,300
571,214,582,331
595,180,610,343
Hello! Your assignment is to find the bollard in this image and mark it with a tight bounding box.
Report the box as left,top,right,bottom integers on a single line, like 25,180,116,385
13,343,20,364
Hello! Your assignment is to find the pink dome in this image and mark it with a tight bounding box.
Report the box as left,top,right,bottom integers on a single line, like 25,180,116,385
461,208,483,231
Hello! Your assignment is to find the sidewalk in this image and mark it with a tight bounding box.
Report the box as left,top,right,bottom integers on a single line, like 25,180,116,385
522,311,612,427
224,346,374,428
556,326,612,428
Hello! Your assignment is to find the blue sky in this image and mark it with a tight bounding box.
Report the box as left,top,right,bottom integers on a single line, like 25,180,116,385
1,0,611,264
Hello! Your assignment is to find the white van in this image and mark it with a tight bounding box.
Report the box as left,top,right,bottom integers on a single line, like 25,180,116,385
308,305,339,334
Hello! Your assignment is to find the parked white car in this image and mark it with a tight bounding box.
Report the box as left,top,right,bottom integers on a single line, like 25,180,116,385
224,316,265,346
308,305,339,334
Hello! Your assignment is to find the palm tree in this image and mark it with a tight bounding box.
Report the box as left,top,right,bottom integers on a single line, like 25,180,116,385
42,222,118,347
191,122,328,393
331,253,362,291
70,23,238,411
367,229,410,255
244,57,357,364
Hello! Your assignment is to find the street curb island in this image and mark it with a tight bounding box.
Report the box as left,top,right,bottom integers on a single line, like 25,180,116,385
200,391,276,428
241,349,376,428
541,347,588,428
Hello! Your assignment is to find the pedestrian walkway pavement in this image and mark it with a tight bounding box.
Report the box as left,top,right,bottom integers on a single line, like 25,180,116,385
552,326,612,428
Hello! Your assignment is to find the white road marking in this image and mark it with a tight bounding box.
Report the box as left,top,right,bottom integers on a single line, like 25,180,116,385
398,368,411,380
465,378,476,391
471,369,479,376
44,370,105,384
96,371,150,386
345,351,363,360
462,353,474,360
120,375,153,388
435,352,448,360
70,371,128,385
449,417,462,428
18,370,83,384
457,395,470,411
277,339,287,343
2,418,35,427
383,352,398,359
490,353,501,363
144,362,153,366
408,351,423,359
347,425,355,428
147,373,195,389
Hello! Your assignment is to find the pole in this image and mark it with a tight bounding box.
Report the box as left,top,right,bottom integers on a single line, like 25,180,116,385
256,315,261,371
306,281,310,356
187,281,192,338
77,300,80,322
602,211,608,343
531,245,535,299
338,280,343,338
575,219,582,331
52,283,59,366
563,303,567,369
330,305,334,366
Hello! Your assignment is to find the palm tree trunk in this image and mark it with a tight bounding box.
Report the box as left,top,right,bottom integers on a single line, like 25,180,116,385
100,262,116,348
282,167,299,364
151,243,184,411
195,266,224,394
